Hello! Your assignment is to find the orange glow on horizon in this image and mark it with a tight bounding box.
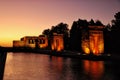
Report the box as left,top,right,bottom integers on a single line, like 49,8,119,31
0,0,119,47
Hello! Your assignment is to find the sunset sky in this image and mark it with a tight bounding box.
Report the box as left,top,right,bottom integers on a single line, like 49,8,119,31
0,0,120,47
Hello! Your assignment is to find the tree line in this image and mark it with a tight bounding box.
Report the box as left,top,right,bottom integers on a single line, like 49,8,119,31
42,12,120,54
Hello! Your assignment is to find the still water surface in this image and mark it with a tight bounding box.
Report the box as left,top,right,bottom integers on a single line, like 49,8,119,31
4,52,120,80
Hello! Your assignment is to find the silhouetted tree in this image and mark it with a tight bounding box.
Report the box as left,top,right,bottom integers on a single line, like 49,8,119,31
41,16,114,53
42,29,51,49
103,24,112,53
89,19,95,26
70,21,79,51
53,23,69,49
42,29,51,36
95,20,104,26
110,12,120,53
50,23,69,34
70,19,89,52
89,19,104,26
42,23,70,50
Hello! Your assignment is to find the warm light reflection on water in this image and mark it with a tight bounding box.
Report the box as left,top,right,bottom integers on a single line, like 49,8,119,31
49,56,63,72
3,52,120,80
82,60,104,80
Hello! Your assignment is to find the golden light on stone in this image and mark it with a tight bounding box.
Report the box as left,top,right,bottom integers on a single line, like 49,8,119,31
38,35,48,48
51,33,64,51
13,35,48,49
82,40,90,54
84,47,90,54
82,26,104,55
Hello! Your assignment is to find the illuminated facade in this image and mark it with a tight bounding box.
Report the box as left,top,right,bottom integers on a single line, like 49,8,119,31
13,35,48,48
20,36,38,48
13,40,25,47
51,33,64,51
38,35,48,48
82,26,104,55
13,36,38,48
13,34,64,51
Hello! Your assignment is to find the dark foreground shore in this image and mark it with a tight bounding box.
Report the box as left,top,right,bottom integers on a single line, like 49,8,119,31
1,47,120,61
0,51,7,80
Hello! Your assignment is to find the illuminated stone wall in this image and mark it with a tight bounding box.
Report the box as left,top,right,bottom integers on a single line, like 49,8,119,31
21,36,38,48
13,36,49,49
51,33,64,51
82,40,90,54
13,40,25,47
13,36,38,48
89,30,104,55
82,26,104,55
38,35,48,48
